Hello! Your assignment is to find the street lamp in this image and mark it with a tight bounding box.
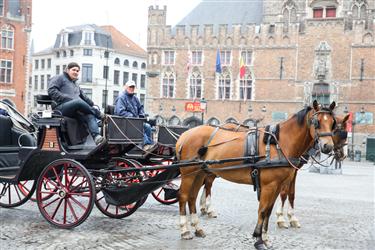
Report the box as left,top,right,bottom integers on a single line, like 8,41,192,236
200,98,207,125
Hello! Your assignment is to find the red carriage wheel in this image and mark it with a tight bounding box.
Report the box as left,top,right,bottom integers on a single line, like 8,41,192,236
18,180,56,202
0,180,36,208
150,160,180,205
94,158,148,219
36,159,95,229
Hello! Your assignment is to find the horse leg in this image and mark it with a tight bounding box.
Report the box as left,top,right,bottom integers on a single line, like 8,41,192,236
179,174,197,240
276,185,289,229
287,172,301,228
253,184,279,250
188,172,207,238
204,174,217,218
199,180,207,215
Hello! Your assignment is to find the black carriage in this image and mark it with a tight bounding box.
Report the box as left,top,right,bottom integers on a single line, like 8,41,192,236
0,97,186,228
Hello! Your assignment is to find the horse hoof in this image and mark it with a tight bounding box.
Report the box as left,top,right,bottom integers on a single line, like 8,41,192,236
290,220,301,228
207,211,217,218
264,240,273,249
200,208,207,215
195,229,206,238
277,221,289,229
254,241,267,250
181,231,193,240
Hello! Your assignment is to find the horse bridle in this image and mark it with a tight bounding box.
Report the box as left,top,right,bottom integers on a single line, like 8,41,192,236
308,110,337,139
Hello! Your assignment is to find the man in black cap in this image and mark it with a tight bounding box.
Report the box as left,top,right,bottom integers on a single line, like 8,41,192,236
48,62,105,145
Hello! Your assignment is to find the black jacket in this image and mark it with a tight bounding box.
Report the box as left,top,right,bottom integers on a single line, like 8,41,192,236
48,72,93,109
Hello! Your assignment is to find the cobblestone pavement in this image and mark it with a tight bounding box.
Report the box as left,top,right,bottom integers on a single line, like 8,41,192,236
1,160,374,250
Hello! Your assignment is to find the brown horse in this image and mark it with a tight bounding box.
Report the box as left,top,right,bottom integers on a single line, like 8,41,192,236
275,114,349,228
176,100,337,249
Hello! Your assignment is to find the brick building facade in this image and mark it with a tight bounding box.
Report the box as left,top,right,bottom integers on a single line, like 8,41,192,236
0,0,32,114
146,0,375,155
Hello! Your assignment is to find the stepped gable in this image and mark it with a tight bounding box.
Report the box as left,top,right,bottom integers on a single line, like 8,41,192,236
101,25,146,58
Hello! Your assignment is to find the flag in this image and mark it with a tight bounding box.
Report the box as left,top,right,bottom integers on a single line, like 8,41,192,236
239,56,245,78
215,49,222,73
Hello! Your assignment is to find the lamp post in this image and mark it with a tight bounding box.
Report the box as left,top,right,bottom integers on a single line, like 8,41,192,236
200,98,207,125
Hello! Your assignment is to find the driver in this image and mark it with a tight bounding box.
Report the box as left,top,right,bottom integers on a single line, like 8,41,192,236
47,62,105,145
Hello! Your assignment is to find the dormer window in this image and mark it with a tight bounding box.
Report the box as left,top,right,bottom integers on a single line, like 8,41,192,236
84,32,92,45
311,0,337,18
313,8,323,18
326,7,336,17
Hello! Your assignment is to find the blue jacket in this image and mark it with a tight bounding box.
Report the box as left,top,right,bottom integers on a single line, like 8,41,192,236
114,91,145,118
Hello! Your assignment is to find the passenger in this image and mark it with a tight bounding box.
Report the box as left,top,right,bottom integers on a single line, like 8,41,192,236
114,80,155,151
47,62,105,145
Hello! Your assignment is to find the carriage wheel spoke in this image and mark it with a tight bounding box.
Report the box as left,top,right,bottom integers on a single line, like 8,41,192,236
69,192,91,197
64,197,67,224
14,184,23,201
42,196,60,209
7,184,11,204
67,198,79,221
52,167,63,188
69,179,88,193
69,195,88,210
51,198,64,220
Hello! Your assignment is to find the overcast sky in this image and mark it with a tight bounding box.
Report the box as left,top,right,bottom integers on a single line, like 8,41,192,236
31,0,201,52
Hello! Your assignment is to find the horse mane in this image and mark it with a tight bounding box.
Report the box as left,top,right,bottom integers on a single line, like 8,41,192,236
293,106,312,126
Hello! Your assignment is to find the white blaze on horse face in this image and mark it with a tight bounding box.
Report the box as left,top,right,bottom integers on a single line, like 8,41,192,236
324,114,328,121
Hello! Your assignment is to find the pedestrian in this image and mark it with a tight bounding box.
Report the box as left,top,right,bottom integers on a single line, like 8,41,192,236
47,62,105,145
114,80,155,151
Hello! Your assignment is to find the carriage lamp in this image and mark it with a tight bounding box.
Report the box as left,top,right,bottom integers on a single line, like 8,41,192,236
360,107,365,114
200,98,207,125
261,105,267,112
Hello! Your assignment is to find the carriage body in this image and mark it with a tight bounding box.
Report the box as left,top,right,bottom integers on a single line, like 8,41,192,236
0,98,186,228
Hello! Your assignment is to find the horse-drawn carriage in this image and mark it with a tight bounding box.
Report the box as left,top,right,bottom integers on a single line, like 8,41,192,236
1,97,346,249
0,97,186,228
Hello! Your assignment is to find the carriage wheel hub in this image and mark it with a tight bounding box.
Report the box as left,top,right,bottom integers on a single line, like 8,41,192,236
58,190,66,198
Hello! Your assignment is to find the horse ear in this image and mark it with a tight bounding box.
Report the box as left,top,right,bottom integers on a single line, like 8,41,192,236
313,100,319,111
329,101,336,110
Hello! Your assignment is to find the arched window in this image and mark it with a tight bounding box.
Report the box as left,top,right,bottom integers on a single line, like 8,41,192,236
244,119,257,127
162,71,175,98
155,115,165,125
282,0,297,23
183,116,202,128
1,25,14,49
207,117,220,125
62,50,67,57
124,59,129,66
189,69,202,99
141,62,146,69
312,82,330,105
132,61,138,68
239,69,253,100
217,70,231,100
168,116,181,126
114,58,120,65
225,117,238,124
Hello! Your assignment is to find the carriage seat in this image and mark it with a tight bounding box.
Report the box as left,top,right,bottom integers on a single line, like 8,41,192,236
0,115,36,169
105,105,115,115
36,94,53,106
36,95,88,146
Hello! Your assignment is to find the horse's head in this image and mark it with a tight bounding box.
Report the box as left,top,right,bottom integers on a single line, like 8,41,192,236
332,114,350,161
308,100,337,154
